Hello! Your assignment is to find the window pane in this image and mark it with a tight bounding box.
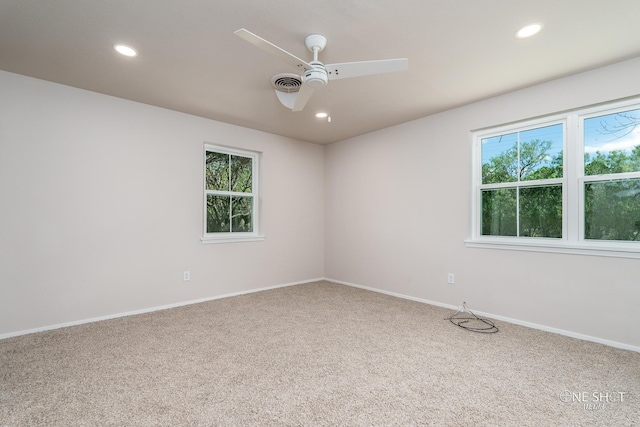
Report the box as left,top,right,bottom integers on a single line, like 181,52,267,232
584,108,640,175
206,195,230,233
481,188,517,236
482,132,518,184
230,155,252,193
519,185,562,238
481,124,563,184
205,152,229,191
585,179,640,241
519,124,563,181
231,196,253,232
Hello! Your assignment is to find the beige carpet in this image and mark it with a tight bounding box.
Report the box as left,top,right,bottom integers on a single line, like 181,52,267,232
1,281,638,426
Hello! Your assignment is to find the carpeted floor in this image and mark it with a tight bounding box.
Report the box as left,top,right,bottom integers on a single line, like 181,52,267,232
1,281,638,426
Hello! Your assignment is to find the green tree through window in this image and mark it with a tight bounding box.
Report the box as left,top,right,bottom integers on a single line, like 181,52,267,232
472,100,640,254
204,145,259,239
583,109,640,241
480,124,564,238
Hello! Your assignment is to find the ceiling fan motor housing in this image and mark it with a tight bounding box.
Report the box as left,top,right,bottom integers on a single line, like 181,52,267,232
303,61,328,88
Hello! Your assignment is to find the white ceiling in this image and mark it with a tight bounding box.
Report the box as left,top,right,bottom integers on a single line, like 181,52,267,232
2,1,640,145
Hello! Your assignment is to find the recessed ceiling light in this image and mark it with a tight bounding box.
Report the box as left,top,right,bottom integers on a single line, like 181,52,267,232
515,23,543,39
113,44,137,57
315,112,328,118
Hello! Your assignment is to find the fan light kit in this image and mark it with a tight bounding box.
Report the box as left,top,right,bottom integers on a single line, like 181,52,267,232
234,28,408,112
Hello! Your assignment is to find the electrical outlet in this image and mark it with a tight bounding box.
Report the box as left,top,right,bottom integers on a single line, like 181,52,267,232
447,273,455,284
183,271,190,281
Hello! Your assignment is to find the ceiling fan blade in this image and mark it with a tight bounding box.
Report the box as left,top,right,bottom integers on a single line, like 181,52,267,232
234,28,313,72
326,58,408,80
292,85,315,112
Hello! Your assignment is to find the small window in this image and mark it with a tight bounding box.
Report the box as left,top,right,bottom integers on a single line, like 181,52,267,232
202,144,263,244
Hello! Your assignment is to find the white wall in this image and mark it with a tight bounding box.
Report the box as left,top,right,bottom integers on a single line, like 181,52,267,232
0,71,324,335
325,57,640,349
3,57,640,349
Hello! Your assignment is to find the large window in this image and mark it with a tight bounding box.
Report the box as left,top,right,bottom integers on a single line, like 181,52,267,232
469,98,640,258
202,144,263,244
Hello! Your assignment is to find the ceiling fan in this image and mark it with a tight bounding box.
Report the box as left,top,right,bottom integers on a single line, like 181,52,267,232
234,28,408,112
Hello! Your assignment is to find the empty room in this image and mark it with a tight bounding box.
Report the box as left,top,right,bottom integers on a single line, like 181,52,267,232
1,1,639,425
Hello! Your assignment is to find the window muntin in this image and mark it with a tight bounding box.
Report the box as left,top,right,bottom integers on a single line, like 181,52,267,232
203,144,262,243
470,98,640,257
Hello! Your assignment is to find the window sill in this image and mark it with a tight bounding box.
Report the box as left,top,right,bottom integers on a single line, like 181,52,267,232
464,238,640,259
201,234,266,244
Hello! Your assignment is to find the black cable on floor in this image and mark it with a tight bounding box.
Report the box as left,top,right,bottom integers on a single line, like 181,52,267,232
445,304,499,334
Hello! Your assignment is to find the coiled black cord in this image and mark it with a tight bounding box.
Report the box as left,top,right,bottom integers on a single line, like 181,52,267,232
446,303,499,334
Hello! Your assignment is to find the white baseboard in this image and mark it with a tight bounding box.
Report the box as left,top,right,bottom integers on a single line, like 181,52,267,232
0,277,324,340
5,276,639,353
326,277,640,353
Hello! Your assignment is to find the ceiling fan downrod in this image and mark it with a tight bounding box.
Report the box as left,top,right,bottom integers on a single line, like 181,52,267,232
303,34,328,88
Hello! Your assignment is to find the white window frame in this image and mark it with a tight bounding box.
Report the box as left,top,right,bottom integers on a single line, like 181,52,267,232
466,97,640,259
201,143,264,244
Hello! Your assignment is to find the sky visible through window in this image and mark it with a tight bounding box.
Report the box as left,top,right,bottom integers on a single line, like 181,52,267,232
481,123,563,179
584,108,640,155
475,102,640,246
